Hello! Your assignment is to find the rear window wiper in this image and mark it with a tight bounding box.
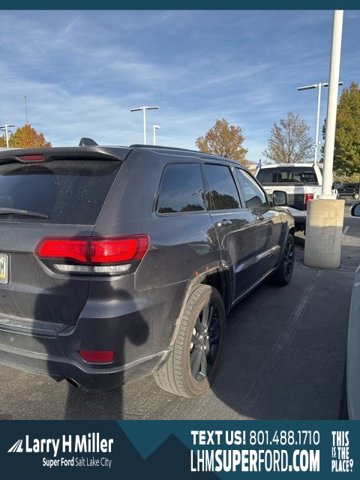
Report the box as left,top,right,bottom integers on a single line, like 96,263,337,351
0,207,49,219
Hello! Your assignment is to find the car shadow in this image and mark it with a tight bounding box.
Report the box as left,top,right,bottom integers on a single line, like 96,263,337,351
34,281,149,420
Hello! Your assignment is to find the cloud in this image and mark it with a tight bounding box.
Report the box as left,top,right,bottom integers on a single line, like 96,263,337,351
0,10,359,163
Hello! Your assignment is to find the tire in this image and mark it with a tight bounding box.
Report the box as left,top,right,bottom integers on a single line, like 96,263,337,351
153,284,225,397
271,234,295,286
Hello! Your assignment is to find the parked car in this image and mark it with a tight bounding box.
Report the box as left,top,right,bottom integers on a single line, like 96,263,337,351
0,141,295,397
334,182,360,200
256,163,337,232
343,202,360,418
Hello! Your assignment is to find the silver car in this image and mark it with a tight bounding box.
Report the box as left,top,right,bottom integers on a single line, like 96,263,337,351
345,202,360,418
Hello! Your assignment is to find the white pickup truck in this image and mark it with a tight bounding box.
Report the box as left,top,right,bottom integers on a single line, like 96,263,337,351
255,163,333,231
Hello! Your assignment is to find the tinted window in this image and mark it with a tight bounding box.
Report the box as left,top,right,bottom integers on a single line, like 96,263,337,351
0,160,120,224
203,164,240,210
235,169,267,209
156,163,205,214
256,167,318,185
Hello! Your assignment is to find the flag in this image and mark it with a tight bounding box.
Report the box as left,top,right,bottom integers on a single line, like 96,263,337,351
255,158,262,174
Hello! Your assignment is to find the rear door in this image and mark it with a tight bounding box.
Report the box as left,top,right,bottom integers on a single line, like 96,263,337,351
202,162,261,303
0,155,122,331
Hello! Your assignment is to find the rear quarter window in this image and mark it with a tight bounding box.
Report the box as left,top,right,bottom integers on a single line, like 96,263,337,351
156,163,205,214
0,160,121,224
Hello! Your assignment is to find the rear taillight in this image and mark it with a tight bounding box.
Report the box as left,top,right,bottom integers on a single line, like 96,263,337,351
91,237,149,263
37,238,90,263
305,193,314,209
80,350,115,364
35,235,149,275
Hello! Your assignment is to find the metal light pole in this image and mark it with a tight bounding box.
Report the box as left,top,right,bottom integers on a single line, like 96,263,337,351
298,81,343,163
322,10,344,197
0,124,16,148
153,124,160,145
304,10,345,270
24,96,28,124
129,106,160,144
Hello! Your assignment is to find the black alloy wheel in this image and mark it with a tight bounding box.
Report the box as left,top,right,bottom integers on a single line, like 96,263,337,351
271,234,295,286
190,302,222,381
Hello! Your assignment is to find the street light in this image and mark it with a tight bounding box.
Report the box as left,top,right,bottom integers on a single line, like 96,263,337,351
297,81,343,163
153,124,160,145
0,124,16,148
129,106,160,144
24,96,29,124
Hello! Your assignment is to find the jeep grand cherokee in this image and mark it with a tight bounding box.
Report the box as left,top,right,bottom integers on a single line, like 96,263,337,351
0,141,295,397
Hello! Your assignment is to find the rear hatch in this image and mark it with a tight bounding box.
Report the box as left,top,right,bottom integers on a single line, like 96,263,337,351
0,149,124,332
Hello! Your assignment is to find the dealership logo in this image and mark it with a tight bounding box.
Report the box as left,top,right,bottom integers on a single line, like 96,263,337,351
6,433,114,457
6,433,114,469
8,439,24,453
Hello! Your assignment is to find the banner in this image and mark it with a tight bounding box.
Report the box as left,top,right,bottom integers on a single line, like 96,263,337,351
0,421,358,479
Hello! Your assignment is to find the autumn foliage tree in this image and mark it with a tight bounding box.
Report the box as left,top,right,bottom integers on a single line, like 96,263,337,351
3,124,52,148
195,118,248,166
263,112,313,164
331,82,360,176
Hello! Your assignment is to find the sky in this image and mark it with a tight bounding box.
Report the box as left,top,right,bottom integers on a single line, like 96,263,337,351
0,10,359,162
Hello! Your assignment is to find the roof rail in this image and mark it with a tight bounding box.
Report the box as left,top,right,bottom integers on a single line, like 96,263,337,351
129,144,200,154
79,137,98,146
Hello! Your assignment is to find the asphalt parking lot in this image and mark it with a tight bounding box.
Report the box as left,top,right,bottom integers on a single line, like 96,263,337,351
0,203,359,420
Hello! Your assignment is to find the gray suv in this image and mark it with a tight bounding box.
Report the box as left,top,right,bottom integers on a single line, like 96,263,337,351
0,142,295,397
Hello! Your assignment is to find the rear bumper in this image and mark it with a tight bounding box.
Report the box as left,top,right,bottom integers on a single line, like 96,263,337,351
0,341,168,389
0,286,181,389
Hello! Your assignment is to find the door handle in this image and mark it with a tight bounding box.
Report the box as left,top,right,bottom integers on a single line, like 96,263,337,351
217,219,233,227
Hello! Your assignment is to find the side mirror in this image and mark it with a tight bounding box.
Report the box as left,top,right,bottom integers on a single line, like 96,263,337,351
351,202,360,217
272,190,288,206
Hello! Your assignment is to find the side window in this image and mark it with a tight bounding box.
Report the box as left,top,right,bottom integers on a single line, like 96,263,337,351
203,164,240,210
235,169,267,209
156,163,205,214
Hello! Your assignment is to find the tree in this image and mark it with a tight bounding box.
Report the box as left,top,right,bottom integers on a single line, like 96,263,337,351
331,82,360,176
195,118,248,166
263,112,313,164
8,124,52,148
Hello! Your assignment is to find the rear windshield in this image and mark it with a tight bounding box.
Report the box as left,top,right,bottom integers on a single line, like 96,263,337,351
0,160,121,224
256,167,318,185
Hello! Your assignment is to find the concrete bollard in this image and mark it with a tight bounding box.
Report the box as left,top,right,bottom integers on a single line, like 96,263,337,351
304,199,345,269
